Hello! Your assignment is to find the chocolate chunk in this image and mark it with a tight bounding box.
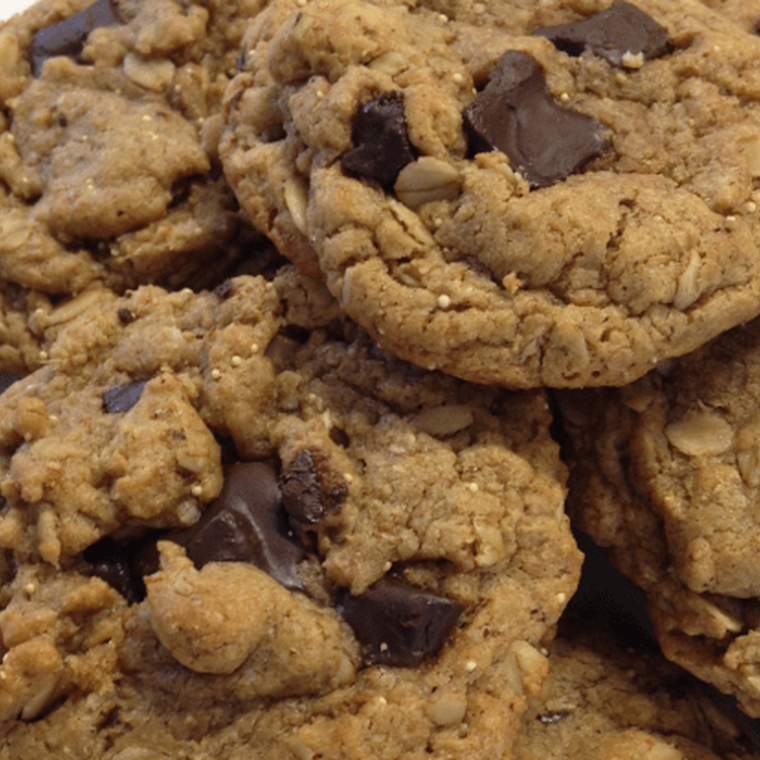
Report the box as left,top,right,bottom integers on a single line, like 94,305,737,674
83,536,145,605
103,381,146,414
117,308,135,324
280,449,345,527
170,462,306,591
337,578,462,667
463,51,610,188
0,374,20,396
534,2,671,67
30,0,122,77
341,92,415,186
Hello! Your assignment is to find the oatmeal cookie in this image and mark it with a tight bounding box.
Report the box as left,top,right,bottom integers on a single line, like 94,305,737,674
0,267,581,759
559,314,760,720
221,0,760,388
517,626,760,760
0,0,271,300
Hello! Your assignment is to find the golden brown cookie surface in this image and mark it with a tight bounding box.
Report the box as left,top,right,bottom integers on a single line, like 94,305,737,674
0,268,581,758
222,0,760,388
559,314,760,720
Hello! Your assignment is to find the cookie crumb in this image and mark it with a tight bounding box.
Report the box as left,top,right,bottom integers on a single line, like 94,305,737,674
621,51,644,69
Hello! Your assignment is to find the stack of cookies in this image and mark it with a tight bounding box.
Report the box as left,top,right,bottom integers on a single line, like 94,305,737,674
1,0,760,757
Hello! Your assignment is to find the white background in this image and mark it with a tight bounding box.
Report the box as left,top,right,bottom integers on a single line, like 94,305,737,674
2,0,38,22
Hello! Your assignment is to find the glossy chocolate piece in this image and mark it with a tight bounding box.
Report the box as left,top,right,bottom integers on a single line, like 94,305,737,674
534,2,670,67
463,51,610,188
341,92,415,186
83,536,145,604
103,381,146,414
30,0,122,77
280,449,345,526
170,462,306,591
0,374,20,396
337,578,462,667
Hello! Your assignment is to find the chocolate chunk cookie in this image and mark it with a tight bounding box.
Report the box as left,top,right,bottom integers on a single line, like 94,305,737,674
0,0,271,303
558,314,760,720
0,267,581,758
221,0,760,387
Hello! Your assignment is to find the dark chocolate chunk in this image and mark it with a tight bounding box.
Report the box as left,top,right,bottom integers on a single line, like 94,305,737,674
169,462,306,591
463,51,610,188
30,0,122,77
280,449,345,527
116,308,135,324
103,381,146,414
336,578,462,667
0,374,20,396
341,92,415,186
83,536,146,604
534,2,670,67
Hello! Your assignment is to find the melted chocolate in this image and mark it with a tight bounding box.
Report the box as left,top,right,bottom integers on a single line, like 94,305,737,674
103,381,146,414
337,578,462,667
534,2,670,67
83,536,146,604
30,0,122,77
167,462,306,591
341,92,415,186
463,51,610,188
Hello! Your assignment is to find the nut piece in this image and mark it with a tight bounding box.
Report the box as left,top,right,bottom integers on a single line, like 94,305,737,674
413,405,474,436
394,157,460,209
664,411,734,457
123,53,176,92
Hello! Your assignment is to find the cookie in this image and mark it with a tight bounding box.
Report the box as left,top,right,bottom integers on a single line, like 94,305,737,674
221,0,760,388
516,627,760,760
0,0,272,303
696,0,760,32
558,314,760,720
0,266,581,758
518,529,760,759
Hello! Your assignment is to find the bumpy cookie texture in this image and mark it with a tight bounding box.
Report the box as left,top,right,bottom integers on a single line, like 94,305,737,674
516,626,760,760
0,0,272,301
0,276,285,567
0,268,581,758
697,0,760,32
559,314,760,720
222,0,760,388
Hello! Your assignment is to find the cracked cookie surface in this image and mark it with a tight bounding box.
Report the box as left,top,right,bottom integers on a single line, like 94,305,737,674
0,267,581,759
221,0,760,388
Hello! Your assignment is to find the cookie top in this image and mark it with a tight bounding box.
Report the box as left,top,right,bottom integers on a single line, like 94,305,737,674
559,314,760,719
0,0,271,300
221,0,760,388
0,267,581,758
